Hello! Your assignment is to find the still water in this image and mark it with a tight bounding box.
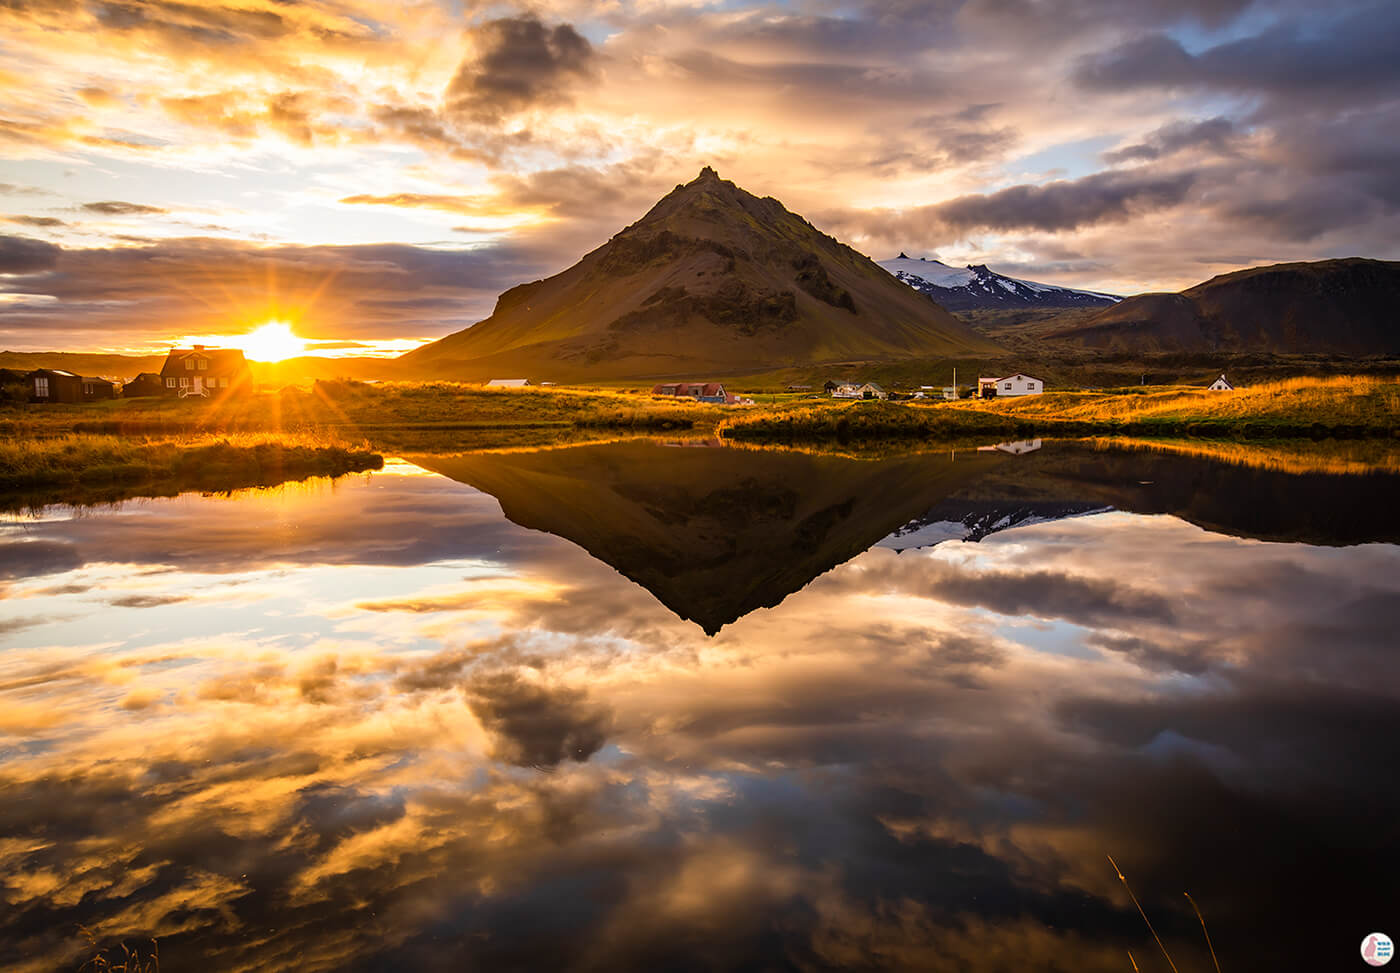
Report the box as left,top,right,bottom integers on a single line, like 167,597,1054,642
1,440,1397,971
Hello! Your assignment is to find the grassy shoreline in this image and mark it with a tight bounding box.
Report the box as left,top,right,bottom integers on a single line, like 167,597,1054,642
0,433,384,509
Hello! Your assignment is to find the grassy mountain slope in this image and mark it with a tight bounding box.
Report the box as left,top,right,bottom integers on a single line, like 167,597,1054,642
1042,258,1400,354
401,168,1001,380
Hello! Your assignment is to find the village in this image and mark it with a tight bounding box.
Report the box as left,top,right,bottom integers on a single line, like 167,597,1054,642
3,345,1241,406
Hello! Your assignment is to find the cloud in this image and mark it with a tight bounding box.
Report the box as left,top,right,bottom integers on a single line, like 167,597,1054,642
1103,116,1237,163
80,201,168,216
3,215,67,228
1075,3,1400,102
446,15,596,124
0,235,61,273
467,671,612,768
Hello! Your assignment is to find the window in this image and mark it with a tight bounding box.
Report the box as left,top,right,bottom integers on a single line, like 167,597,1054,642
166,377,176,388
1004,382,1012,390
34,376,49,397
219,377,229,388
197,359,207,370
185,359,194,370
179,376,190,387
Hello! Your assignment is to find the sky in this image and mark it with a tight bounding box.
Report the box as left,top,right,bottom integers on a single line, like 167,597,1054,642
0,0,1397,354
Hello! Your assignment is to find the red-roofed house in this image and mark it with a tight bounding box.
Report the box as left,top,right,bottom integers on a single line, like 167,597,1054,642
652,382,728,403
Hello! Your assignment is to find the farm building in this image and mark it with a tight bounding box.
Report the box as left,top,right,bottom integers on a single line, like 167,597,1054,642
485,378,530,388
653,382,728,403
81,377,119,400
159,346,253,397
1207,374,1234,391
123,372,165,397
831,382,888,400
978,373,1043,398
29,369,84,403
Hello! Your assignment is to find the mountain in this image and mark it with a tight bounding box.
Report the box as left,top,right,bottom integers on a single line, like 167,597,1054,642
876,499,1112,551
410,441,1001,634
878,255,1119,312
1041,257,1400,354
400,169,1001,380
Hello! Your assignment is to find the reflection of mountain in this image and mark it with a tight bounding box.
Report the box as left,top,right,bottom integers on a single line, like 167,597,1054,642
933,442,1400,547
878,500,1112,552
413,442,1001,634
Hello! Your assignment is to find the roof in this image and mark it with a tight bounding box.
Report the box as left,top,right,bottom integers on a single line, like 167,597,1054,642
983,373,1041,383
160,347,250,379
485,378,530,387
33,368,80,378
653,381,725,396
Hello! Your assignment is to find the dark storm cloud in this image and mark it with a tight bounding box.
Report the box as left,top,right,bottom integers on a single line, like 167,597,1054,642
467,671,611,768
0,234,61,273
81,200,168,216
446,15,595,124
819,168,1196,245
934,170,1197,233
1103,116,1237,162
1076,2,1400,101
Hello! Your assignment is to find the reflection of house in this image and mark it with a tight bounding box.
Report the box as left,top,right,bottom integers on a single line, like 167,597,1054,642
29,368,84,403
485,378,530,388
832,382,888,400
81,377,120,400
159,346,253,398
653,382,728,403
1207,374,1234,391
978,373,1043,397
123,372,165,397
976,439,1043,455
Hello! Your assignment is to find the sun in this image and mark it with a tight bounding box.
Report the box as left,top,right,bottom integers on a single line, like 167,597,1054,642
240,321,307,362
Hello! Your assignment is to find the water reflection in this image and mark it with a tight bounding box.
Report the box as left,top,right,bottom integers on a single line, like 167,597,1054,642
0,445,1396,971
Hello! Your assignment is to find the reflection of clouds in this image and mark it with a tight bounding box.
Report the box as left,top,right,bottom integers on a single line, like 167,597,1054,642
0,471,1396,969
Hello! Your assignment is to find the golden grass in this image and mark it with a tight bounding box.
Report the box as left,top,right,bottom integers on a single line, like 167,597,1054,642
0,431,382,492
1088,436,1400,476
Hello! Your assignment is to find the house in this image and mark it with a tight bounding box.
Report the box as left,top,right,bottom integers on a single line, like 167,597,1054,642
978,373,1043,398
81,377,120,400
123,372,165,397
1207,374,1234,391
976,439,1043,455
786,385,811,392
831,382,887,400
653,382,728,403
485,378,530,388
29,368,84,403
941,387,959,400
159,346,253,397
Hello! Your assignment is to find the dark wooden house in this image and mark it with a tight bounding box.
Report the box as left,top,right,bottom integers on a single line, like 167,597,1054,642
29,368,84,403
123,372,165,397
81,377,120,400
159,346,254,397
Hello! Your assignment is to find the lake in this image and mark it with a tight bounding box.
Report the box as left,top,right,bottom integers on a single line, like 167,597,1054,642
1,439,1397,971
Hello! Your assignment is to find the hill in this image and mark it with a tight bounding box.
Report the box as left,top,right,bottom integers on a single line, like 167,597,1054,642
1041,258,1400,354
400,168,1001,380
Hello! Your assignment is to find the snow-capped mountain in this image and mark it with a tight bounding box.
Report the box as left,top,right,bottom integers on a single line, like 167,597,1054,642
876,500,1114,553
878,254,1120,311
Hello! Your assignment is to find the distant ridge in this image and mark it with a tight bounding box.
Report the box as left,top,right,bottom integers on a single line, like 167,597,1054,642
401,168,1001,380
879,255,1119,311
1042,258,1400,354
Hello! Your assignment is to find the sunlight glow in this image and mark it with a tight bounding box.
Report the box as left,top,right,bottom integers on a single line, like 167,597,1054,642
239,321,307,362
